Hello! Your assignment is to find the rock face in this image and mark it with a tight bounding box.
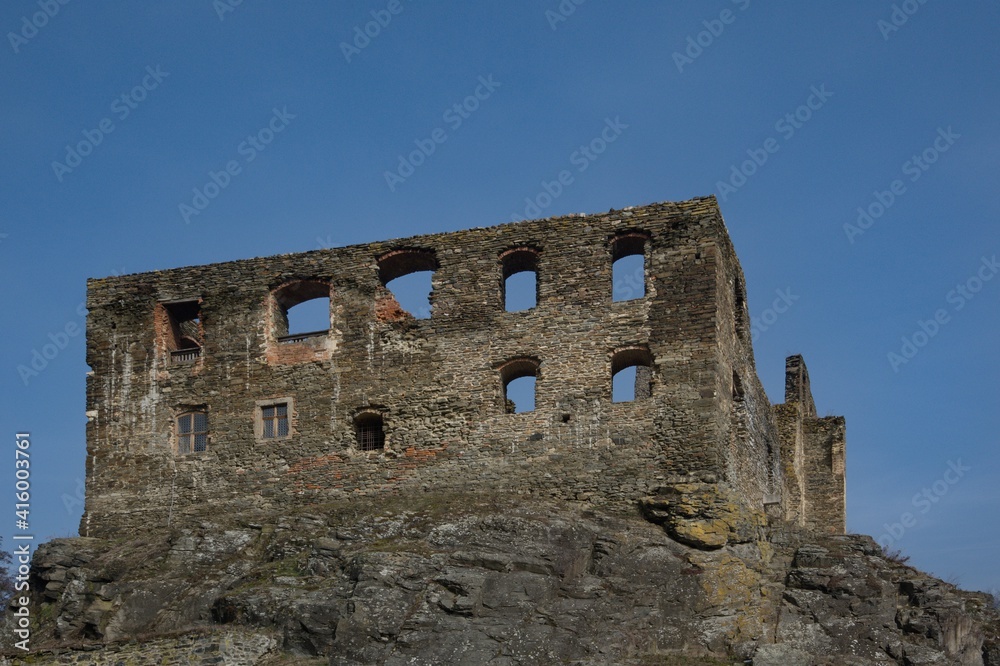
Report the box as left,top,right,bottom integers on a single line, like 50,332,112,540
13,495,998,665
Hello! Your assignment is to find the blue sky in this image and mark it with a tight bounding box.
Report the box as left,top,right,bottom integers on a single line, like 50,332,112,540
1,1,998,593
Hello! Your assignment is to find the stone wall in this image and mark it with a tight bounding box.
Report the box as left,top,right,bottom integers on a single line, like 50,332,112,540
81,197,839,538
773,355,846,533
803,416,847,533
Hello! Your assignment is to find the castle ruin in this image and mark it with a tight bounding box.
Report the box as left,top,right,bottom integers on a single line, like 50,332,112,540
82,196,845,542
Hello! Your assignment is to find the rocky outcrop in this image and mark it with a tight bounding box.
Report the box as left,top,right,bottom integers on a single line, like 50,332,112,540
9,494,999,665
640,481,766,549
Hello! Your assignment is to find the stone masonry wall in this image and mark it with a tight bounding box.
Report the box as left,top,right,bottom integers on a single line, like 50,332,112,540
81,197,811,538
773,355,846,533
803,416,847,533
710,214,781,511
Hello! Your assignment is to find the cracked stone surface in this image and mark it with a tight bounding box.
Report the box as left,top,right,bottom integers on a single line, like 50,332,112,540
11,495,999,665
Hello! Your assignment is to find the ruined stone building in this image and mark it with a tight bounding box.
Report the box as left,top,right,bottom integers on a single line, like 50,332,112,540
82,196,845,541
33,198,997,666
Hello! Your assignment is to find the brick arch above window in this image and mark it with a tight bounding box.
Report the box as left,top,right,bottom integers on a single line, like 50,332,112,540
610,230,651,302
611,344,654,402
609,229,651,262
272,279,331,312
376,247,439,284
266,279,333,362
497,356,541,384
499,246,541,312
376,248,439,320
497,356,541,413
610,344,653,375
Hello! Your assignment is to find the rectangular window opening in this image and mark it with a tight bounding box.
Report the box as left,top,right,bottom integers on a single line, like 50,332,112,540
259,402,290,440
177,410,208,454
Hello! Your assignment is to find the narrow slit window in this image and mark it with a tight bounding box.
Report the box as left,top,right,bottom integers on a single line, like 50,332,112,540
733,371,745,401
735,279,749,342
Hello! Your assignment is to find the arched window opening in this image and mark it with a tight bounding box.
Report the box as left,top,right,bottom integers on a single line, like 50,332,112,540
377,248,439,319
160,299,202,363
354,411,386,452
499,357,540,413
613,366,638,402
176,409,208,454
506,377,536,413
384,272,434,319
611,231,649,302
286,297,331,337
500,247,540,312
733,371,745,401
611,346,653,403
272,280,331,342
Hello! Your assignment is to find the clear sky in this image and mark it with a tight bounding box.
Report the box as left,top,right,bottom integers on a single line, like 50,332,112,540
1,2,997,594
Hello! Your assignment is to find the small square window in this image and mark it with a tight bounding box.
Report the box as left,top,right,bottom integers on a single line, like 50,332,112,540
261,403,289,439
354,412,386,451
256,398,294,441
177,411,208,453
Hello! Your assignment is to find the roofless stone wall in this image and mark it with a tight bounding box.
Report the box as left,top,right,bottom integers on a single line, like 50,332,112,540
82,196,843,539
